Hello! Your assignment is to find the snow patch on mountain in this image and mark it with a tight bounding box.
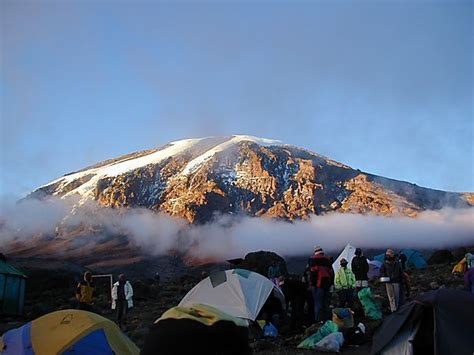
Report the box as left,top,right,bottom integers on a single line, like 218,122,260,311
38,138,205,200
181,135,282,175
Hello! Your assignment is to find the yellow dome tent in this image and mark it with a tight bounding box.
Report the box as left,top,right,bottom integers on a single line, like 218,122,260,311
0,309,139,355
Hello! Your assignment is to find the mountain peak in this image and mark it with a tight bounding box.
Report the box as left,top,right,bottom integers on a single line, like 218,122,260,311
31,135,472,222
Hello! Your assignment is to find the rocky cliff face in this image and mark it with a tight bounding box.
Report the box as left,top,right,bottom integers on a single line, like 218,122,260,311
30,135,473,224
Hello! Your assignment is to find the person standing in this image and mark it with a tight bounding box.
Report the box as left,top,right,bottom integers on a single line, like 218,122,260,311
335,258,356,308
308,246,334,323
380,249,403,312
351,248,369,290
76,271,95,312
112,274,134,328
464,266,474,294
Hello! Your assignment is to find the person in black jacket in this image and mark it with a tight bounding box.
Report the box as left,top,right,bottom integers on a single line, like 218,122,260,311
380,249,403,312
351,248,369,290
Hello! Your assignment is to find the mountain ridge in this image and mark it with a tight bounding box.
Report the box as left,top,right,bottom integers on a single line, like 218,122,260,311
30,135,473,223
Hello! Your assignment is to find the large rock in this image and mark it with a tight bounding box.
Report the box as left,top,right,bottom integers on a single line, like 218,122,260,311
428,250,454,265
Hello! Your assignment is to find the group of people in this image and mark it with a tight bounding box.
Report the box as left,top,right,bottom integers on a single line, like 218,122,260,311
302,246,410,324
75,272,134,328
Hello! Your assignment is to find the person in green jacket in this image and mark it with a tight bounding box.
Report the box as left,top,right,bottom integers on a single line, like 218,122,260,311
335,258,356,308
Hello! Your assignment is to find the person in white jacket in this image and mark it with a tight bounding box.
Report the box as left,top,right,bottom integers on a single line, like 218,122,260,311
111,274,133,328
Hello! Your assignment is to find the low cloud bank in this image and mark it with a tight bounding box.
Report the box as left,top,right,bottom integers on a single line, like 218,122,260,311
1,197,473,260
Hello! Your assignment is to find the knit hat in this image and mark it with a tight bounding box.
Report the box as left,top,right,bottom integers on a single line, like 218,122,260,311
314,246,324,255
355,248,362,256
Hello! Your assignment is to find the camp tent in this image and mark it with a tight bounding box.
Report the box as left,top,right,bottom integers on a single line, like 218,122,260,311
0,257,26,315
371,289,474,355
374,250,427,270
367,260,383,280
400,249,427,269
332,244,357,274
0,309,139,355
142,303,250,355
179,269,285,321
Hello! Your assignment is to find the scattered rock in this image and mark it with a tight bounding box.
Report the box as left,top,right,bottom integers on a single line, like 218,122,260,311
250,340,279,352
430,282,439,290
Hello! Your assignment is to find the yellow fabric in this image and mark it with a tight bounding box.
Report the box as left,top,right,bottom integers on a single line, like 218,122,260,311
29,309,139,355
158,303,248,327
76,282,95,303
452,257,467,274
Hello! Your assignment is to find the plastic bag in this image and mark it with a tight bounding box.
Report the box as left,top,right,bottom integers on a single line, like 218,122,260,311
332,308,354,330
357,287,382,320
315,332,344,352
263,322,278,338
297,320,339,349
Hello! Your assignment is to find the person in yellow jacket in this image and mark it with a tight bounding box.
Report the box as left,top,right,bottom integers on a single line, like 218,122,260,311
334,258,356,308
76,271,95,312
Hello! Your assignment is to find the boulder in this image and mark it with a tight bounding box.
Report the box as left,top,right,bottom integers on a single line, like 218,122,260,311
428,250,454,265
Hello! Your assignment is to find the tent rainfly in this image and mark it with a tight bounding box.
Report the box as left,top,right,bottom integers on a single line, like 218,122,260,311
371,289,474,355
179,269,285,321
0,256,27,315
0,309,139,354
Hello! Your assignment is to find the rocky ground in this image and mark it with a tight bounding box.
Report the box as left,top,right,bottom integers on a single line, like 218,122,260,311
0,252,469,354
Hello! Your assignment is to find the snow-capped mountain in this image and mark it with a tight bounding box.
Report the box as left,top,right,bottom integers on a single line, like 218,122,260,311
30,135,473,223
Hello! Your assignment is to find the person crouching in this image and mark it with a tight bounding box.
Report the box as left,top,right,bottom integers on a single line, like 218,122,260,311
112,274,134,328
335,258,356,308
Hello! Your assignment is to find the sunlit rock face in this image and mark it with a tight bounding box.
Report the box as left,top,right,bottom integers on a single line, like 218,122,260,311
31,135,473,223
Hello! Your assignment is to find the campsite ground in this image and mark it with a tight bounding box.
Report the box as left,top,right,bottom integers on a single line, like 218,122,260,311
0,258,467,354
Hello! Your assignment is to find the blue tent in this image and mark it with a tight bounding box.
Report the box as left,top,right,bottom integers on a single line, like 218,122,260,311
374,253,385,263
373,250,427,270
400,249,427,269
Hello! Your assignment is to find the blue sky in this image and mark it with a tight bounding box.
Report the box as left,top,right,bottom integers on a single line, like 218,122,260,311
1,0,472,198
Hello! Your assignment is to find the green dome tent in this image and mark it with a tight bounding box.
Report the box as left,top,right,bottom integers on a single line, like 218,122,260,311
0,255,26,315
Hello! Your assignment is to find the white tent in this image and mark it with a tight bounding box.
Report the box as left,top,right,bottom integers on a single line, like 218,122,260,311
178,269,285,321
332,244,357,274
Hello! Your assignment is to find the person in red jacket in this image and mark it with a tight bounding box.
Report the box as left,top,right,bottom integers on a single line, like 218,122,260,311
307,246,334,323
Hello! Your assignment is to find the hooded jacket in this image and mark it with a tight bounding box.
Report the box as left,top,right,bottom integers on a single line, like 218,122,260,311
308,254,334,289
76,275,95,304
351,255,369,281
112,281,134,309
335,267,356,290
380,258,403,283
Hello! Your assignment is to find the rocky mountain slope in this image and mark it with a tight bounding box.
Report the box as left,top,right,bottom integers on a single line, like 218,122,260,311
30,135,472,223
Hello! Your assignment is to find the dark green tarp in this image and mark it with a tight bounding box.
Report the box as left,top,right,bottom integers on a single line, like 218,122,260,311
371,289,474,355
0,259,27,315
